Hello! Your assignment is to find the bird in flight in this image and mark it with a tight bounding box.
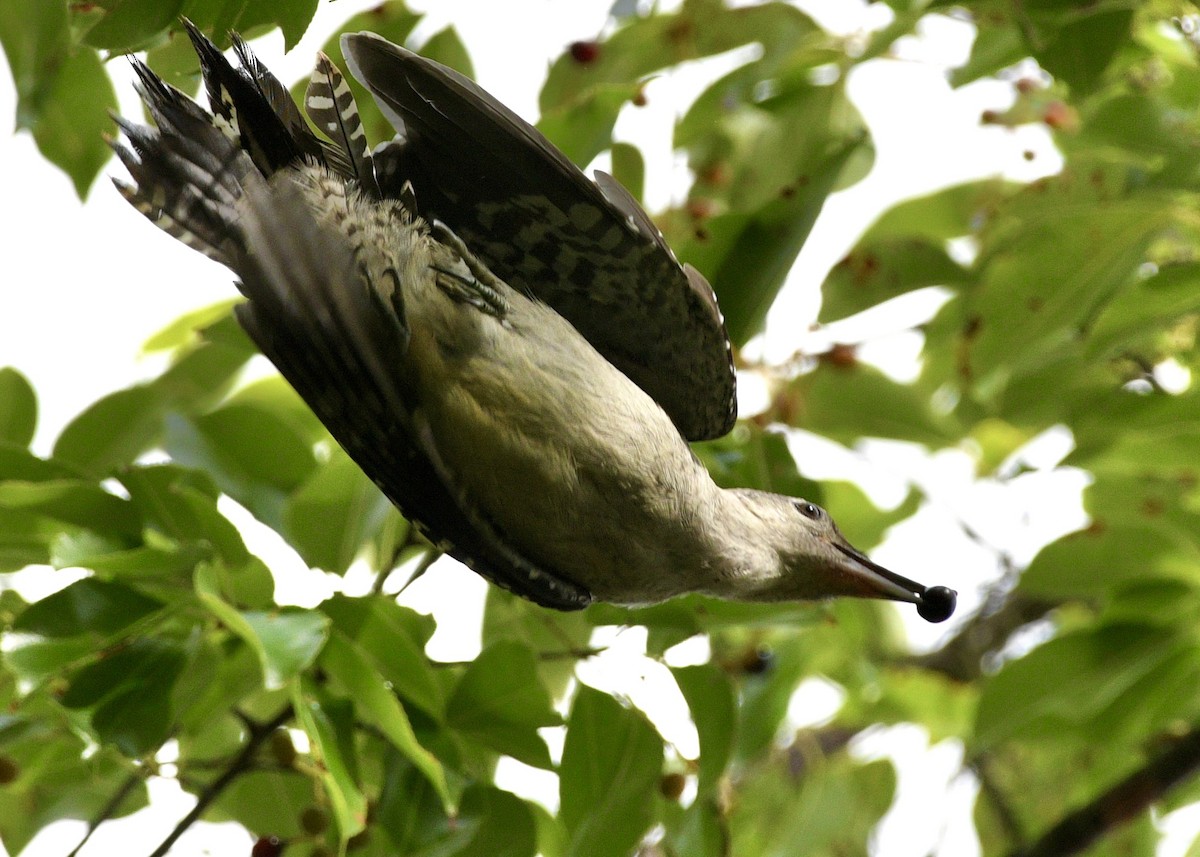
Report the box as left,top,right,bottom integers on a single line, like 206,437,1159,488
112,21,956,623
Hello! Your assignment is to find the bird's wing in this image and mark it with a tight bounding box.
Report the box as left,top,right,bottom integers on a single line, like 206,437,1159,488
341,32,737,442
232,177,592,610
114,26,592,611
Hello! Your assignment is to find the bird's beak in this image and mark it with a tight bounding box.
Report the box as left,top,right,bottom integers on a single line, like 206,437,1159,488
831,542,957,623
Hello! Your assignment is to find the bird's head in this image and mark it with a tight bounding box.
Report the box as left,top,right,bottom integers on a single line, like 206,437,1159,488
732,491,956,623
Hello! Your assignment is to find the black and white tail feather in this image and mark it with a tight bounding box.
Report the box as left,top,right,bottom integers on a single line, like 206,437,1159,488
112,21,592,610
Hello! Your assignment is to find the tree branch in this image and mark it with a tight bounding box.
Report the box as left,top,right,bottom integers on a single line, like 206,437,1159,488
146,706,293,857
1010,724,1200,857
66,768,146,857
910,593,1059,682
972,753,1028,848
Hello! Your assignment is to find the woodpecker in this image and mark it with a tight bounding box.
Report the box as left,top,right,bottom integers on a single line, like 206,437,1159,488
112,23,956,622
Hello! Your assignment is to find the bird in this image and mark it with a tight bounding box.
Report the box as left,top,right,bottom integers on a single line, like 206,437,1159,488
111,22,956,623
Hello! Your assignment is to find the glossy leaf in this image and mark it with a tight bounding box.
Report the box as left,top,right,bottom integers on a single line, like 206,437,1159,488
792,363,957,447
196,564,328,689
321,594,443,718
0,479,140,539
559,686,662,857
446,641,560,770
0,368,36,447
52,386,166,477
283,447,390,574
293,680,368,840
62,637,187,756
672,664,735,795
13,578,163,638
974,624,1178,749
241,610,329,690
82,0,184,52
320,629,450,809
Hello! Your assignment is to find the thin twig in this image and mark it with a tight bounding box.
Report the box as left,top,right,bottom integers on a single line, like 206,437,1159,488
66,768,146,857
391,548,440,596
145,706,292,857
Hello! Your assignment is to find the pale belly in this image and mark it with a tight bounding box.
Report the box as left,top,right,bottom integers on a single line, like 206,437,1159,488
403,279,717,603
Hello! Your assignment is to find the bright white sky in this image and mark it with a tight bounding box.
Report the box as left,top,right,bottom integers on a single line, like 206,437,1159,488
2,1,1197,855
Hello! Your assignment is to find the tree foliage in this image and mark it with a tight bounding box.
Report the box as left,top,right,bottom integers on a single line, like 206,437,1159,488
3,1,1200,856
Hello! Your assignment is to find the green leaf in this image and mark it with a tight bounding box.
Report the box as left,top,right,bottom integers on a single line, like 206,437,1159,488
1085,263,1200,357
293,679,367,840
694,424,819,497
820,481,920,552
211,0,319,51
446,641,560,770
0,506,57,572
119,464,246,561
241,610,329,690
210,769,313,838
0,742,147,855
537,83,638,168
672,664,735,795
610,142,644,203
559,686,662,857
677,135,867,345
820,238,969,323
272,0,318,51
58,327,254,474
732,634,814,763
1021,521,1200,598
0,444,74,482
50,534,203,581
1031,8,1132,94
729,755,895,854
963,193,1176,395
320,594,443,718
0,480,140,539
61,638,187,756
82,0,183,52
29,46,117,198
540,0,819,119
188,402,318,492
665,799,727,857
863,179,1014,243
375,745,450,852
974,624,1178,749
482,587,592,700
419,25,473,78
3,635,96,687
0,0,69,122
950,22,1025,87
0,0,115,196
163,404,314,530
791,363,957,447
320,630,450,810
13,578,162,637
196,564,328,689
142,300,239,353
451,784,538,857
0,368,37,447
283,447,389,574
53,385,166,476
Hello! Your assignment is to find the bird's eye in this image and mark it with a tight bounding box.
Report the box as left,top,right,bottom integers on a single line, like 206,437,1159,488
794,501,821,520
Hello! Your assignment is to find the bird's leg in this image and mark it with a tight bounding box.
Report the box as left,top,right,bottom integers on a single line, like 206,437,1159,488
430,219,508,318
